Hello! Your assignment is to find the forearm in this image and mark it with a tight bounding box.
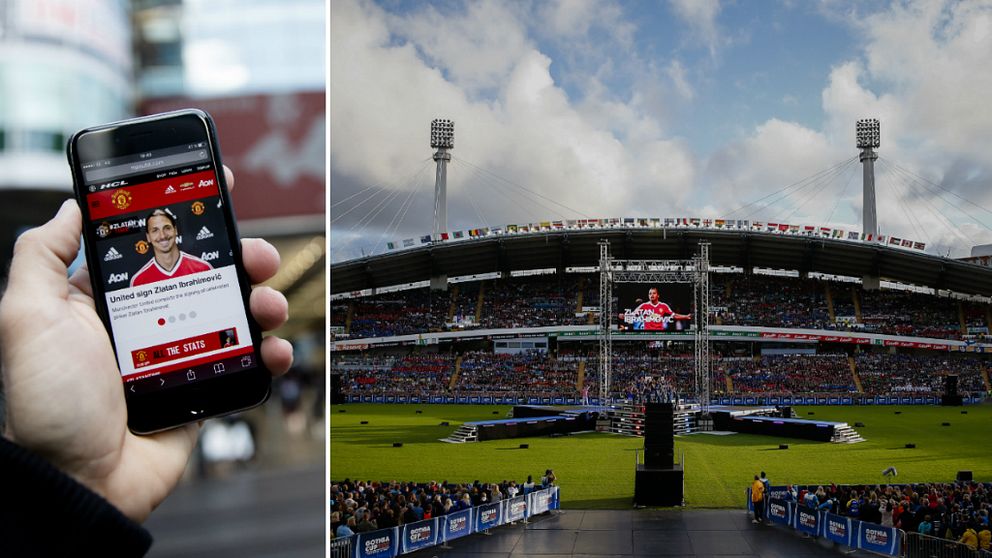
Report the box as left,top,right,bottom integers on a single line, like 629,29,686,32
0,436,152,556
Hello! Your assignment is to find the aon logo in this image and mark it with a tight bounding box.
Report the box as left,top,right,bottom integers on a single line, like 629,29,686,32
200,251,219,261
108,272,129,284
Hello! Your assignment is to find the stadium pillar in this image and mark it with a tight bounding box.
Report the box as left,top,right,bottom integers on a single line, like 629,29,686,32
857,119,880,242
430,274,448,291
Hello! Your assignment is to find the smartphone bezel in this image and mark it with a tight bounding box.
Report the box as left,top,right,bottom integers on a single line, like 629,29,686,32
67,109,271,434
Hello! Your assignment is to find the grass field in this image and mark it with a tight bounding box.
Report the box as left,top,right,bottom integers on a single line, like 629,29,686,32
330,404,992,509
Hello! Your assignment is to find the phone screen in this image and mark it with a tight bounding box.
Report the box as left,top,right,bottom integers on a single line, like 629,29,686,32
78,137,257,394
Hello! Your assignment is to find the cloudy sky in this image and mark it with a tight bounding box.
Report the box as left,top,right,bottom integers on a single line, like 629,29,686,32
330,0,992,262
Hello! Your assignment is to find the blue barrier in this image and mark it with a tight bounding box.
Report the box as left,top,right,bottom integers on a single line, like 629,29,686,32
342,487,559,558
354,527,399,558
344,394,983,405
401,518,438,553
441,508,473,542
795,505,820,536
824,513,852,546
758,498,903,557
475,502,502,531
767,499,792,525
504,495,529,523
858,520,901,556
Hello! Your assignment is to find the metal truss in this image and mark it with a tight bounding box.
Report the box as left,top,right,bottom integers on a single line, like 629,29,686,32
598,243,711,410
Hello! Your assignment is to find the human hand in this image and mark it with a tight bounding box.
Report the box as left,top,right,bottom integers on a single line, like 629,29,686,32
0,167,293,522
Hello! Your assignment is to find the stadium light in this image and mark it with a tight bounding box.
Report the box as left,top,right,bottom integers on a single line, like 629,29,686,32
856,118,880,149
431,119,454,149
431,119,454,247
858,118,880,266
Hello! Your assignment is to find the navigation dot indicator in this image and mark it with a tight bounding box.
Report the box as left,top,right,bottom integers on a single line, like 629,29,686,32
157,318,166,326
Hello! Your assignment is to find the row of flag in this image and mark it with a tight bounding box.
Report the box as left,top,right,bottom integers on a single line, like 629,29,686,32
385,218,926,252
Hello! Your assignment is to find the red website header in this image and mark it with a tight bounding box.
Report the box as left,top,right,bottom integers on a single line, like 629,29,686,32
87,170,220,220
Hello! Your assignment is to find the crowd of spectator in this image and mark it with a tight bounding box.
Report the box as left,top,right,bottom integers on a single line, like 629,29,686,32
785,481,991,551
330,472,558,539
711,275,833,329
857,289,963,340
480,276,588,329
333,349,987,399
722,354,855,394
337,354,454,399
856,354,986,396
333,273,992,343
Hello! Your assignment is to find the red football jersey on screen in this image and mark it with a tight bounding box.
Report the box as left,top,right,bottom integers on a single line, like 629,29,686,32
634,301,675,330
130,252,213,287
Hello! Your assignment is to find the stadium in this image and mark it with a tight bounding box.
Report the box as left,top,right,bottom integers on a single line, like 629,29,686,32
330,118,992,558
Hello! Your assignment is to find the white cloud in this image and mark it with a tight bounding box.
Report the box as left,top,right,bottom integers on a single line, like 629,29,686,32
704,119,847,222
388,2,531,95
814,0,992,254
667,60,694,100
330,0,696,260
330,0,992,262
669,0,722,57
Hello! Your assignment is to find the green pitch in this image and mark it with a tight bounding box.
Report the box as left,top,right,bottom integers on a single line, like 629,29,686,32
330,404,992,509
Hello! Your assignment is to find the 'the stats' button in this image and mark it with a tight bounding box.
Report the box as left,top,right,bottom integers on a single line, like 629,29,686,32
130,328,239,369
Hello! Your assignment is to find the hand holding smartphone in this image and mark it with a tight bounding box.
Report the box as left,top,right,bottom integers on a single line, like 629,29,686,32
0,110,292,523
67,109,274,434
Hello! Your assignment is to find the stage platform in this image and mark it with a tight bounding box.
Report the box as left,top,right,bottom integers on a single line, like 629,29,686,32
710,410,863,443
442,408,599,443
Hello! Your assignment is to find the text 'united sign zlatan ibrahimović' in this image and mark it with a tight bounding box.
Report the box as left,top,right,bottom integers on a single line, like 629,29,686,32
85,167,254,383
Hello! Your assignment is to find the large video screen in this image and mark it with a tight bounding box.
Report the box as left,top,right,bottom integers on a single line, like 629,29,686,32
616,283,693,331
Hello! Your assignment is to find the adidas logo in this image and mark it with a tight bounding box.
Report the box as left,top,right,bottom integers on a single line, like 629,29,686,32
196,226,214,240
104,247,123,261
164,185,177,194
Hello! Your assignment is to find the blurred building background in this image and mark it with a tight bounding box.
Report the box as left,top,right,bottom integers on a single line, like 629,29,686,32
1,0,325,555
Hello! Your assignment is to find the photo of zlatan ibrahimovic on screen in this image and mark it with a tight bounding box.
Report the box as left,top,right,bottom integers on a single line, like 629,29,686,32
619,286,692,331
130,208,213,287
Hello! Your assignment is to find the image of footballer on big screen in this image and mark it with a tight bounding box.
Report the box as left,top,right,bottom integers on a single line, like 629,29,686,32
85,165,255,383
616,283,693,331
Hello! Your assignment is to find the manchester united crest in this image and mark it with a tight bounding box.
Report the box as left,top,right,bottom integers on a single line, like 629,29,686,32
136,350,148,362
110,189,132,210
191,201,205,216
135,240,149,255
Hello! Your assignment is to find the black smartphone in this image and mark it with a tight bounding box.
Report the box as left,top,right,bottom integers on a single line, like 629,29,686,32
67,109,270,434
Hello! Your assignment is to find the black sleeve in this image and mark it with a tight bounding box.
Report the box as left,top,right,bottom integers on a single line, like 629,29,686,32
0,436,152,557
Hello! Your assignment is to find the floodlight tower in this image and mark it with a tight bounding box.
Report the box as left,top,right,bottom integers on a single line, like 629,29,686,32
857,118,880,240
857,118,881,290
431,119,454,242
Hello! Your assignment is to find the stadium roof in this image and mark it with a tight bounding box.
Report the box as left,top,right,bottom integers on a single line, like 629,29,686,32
330,228,992,296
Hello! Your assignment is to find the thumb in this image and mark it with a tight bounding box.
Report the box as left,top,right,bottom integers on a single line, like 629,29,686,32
6,200,82,300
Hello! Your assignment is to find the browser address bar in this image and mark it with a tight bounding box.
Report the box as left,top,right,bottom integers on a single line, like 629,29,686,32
84,150,210,183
